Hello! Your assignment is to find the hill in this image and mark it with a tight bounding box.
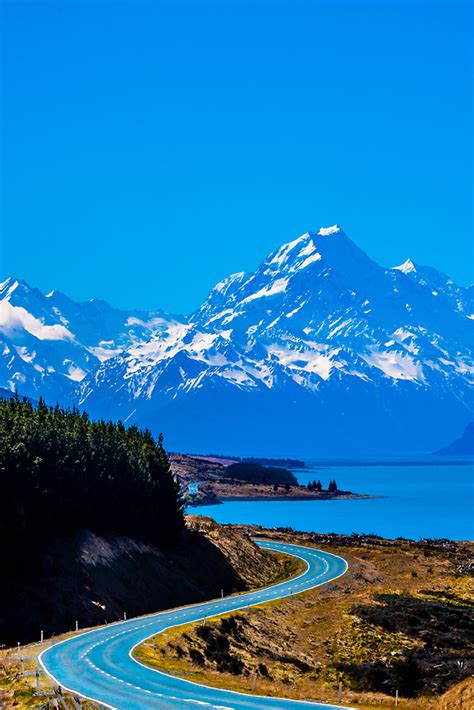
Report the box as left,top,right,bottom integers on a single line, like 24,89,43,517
136,527,474,709
225,462,297,485
0,398,294,647
436,422,474,456
0,396,182,643
0,516,287,647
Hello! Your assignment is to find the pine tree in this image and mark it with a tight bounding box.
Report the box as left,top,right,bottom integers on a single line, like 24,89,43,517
0,395,185,583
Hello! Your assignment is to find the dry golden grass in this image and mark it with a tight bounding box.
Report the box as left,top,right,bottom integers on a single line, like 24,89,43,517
134,533,474,710
0,632,97,709
2,533,472,709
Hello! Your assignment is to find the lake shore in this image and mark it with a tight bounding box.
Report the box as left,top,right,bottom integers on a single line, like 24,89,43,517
217,493,376,502
190,462,474,540
169,453,373,507
186,479,374,506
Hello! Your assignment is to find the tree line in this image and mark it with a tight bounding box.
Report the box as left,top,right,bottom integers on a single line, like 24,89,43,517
225,462,297,485
0,395,184,579
307,479,339,492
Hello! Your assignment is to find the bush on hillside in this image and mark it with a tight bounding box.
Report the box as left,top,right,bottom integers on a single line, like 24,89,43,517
225,462,297,486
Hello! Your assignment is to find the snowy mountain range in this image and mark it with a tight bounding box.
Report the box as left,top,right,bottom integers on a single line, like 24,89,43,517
0,277,182,403
1,226,473,455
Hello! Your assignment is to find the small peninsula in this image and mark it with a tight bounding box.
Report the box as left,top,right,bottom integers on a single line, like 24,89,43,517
169,454,371,506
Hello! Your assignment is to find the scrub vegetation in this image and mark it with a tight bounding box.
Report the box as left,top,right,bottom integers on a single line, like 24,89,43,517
224,462,297,486
136,528,474,709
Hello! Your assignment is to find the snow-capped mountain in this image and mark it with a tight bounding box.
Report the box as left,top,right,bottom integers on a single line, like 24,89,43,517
74,226,473,455
0,277,182,402
2,226,473,455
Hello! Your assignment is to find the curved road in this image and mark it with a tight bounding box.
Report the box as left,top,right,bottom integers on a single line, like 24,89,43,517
39,540,353,710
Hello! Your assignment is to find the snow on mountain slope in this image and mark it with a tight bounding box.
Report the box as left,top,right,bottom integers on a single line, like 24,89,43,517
0,277,182,402
74,227,473,455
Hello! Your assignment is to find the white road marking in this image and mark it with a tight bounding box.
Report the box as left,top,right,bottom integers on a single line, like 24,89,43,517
39,542,352,710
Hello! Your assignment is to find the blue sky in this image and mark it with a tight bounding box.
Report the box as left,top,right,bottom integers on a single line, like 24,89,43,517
1,0,472,314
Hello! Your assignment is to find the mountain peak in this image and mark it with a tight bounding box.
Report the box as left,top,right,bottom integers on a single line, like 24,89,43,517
2,225,471,458
0,276,21,300
317,224,341,236
393,258,416,275
267,225,345,267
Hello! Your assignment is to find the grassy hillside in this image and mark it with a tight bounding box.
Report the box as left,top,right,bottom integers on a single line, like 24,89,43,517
135,527,473,709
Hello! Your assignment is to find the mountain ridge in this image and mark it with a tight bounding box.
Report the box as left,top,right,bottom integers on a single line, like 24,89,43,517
0,275,183,401
1,226,473,455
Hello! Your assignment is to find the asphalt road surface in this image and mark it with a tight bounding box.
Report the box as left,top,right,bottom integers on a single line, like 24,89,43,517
39,540,352,710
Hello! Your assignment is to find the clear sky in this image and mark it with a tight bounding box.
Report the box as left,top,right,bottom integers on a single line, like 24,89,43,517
1,0,472,315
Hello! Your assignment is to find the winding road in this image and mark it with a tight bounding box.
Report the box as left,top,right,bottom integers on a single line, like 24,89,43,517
39,540,352,710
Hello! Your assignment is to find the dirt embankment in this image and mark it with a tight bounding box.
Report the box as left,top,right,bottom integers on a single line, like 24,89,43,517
0,516,282,647
169,453,224,483
137,527,474,709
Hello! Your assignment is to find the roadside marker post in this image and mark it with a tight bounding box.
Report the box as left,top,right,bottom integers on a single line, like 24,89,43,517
75,620,79,632
395,689,399,706
40,630,43,643
34,543,351,709
221,589,224,598
35,670,40,693
338,673,343,702
54,687,69,710
17,641,21,658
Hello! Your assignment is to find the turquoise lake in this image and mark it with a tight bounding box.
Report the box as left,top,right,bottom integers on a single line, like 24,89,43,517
192,463,474,540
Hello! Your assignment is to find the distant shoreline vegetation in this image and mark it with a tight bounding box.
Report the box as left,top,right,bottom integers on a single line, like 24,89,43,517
223,462,297,486
188,453,308,469
182,451,474,468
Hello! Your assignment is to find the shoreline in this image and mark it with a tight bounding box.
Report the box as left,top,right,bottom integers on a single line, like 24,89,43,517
187,453,474,468
218,493,377,501
187,492,378,507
